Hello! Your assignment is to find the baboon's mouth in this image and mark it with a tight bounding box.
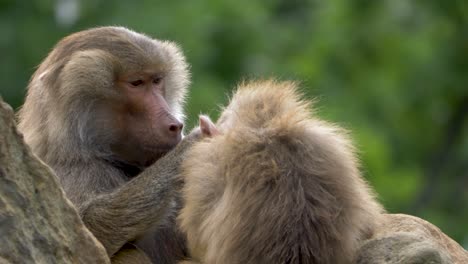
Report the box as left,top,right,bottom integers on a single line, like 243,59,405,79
143,147,173,167
107,158,144,179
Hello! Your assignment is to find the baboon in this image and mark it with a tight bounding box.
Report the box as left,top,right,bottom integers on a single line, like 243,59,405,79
178,80,384,264
18,26,197,263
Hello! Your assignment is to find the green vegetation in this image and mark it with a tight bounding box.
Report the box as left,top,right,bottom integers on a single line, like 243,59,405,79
0,0,466,247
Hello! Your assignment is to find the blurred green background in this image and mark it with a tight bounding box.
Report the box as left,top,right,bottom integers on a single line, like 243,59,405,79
0,0,467,247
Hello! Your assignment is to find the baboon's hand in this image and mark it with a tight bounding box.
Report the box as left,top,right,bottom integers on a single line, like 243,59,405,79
144,127,204,185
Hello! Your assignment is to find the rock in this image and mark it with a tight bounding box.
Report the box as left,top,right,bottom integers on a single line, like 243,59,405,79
357,214,468,264
0,98,110,264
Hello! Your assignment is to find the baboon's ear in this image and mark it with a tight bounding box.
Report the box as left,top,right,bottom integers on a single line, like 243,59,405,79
199,115,220,137
37,60,66,87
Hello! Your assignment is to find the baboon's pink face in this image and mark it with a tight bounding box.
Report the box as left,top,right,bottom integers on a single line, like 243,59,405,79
109,70,183,167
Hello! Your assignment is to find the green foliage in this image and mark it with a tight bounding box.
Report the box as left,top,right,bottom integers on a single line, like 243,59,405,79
0,0,466,246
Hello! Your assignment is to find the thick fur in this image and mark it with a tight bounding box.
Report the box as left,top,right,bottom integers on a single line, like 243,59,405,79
18,27,192,263
179,80,384,264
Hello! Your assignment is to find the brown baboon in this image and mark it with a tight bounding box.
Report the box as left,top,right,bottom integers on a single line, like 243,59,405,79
178,80,384,264
18,26,198,263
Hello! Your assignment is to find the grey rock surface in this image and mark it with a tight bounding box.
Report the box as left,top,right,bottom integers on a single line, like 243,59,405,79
0,98,110,264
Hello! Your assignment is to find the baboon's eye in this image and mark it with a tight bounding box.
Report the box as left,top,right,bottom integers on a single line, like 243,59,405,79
153,76,163,85
130,80,144,87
